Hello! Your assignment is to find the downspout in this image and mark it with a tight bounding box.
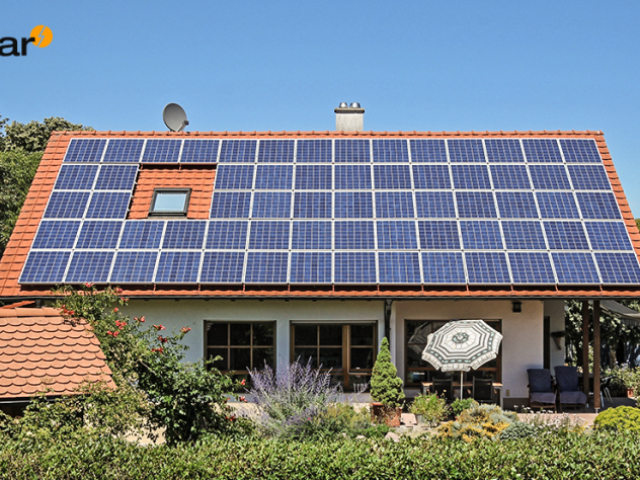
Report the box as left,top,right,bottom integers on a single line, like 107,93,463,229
384,299,392,340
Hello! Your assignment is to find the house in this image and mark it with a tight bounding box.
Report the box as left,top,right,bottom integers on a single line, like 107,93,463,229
1,105,639,409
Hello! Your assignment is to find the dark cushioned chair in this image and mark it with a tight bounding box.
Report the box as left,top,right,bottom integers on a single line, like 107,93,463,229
554,366,587,412
527,368,556,412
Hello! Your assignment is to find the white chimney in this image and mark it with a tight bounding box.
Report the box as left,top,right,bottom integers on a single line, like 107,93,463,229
335,102,364,132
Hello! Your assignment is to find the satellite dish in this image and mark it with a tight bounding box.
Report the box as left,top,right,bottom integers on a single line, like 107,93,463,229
163,103,189,132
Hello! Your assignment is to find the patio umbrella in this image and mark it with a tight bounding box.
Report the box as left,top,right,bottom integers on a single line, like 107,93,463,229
421,319,503,399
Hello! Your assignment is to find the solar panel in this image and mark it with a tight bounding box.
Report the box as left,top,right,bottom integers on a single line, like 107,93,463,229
552,253,600,284
489,165,531,189
244,252,288,283
255,165,293,189
219,140,257,162
103,139,144,163
296,139,332,162
295,165,332,190
568,165,611,190
248,221,290,249
335,139,370,162
162,221,206,249
421,252,466,284
376,221,418,249
181,139,219,163
451,165,491,189
65,251,114,282
55,165,99,190
289,252,332,283
456,192,497,218
560,139,601,163
20,251,70,283
374,165,412,189
32,221,80,249
576,192,621,220
291,221,332,249
417,221,460,249
206,221,248,249
200,252,244,283
293,192,332,219
119,221,165,249
501,221,546,250
415,192,456,218
485,139,524,163
64,139,106,163
334,192,373,218
495,192,538,219
372,139,409,162
142,139,181,163
509,252,555,284
210,192,251,218
86,192,131,219
334,252,376,283
76,221,123,249
258,140,295,163
536,192,580,219
465,252,511,284
94,165,138,190
410,139,447,162
155,251,200,282
214,165,255,190
44,192,90,219
595,253,640,284
460,221,504,249
412,165,451,189
378,252,421,283
586,222,633,251
529,165,571,190
522,139,562,163
375,192,414,218
110,251,157,283
334,221,375,249
544,221,589,250
251,192,292,218
335,165,372,190
447,139,485,162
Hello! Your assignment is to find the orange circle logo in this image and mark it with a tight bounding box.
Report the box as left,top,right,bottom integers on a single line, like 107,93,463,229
30,25,52,48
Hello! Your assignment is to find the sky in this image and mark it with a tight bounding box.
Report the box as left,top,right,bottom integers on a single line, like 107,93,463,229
2,1,640,214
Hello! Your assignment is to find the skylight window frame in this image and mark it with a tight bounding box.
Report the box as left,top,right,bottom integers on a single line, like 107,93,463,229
149,188,192,217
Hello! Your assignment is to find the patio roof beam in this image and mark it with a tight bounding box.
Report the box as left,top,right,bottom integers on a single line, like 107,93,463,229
582,301,590,399
593,300,601,410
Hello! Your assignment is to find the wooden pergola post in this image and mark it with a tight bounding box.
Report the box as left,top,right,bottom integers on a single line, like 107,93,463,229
593,300,601,410
582,301,590,398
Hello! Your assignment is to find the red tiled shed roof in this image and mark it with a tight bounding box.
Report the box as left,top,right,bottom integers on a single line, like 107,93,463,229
0,306,115,400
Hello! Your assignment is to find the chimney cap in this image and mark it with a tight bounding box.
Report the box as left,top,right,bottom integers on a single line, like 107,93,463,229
339,102,348,108
350,102,361,108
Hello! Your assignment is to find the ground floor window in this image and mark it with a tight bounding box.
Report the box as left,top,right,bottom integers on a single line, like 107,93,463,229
205,321,275,382
405,319,502,386
291,323,376,390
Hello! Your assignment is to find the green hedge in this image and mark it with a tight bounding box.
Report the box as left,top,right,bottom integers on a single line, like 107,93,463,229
1,431,640,479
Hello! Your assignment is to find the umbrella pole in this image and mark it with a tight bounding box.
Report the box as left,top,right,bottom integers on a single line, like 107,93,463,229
460,371,463,400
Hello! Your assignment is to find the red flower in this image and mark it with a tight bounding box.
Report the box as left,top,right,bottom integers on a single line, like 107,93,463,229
240,379,246,386
115,287,123,294
180,327,191,334
113,308,119,313
153,324,166,331
158,336,169,344
113,331,119,338
151,347,164,354
84,282,94,288
106,331,114,336
122,298,129,302
239,396,247,403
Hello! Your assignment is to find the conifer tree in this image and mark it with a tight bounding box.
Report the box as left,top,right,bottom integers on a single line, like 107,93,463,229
370,337,405,407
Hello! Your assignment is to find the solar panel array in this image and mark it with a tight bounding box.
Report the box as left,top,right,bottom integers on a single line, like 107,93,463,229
19,137,640,286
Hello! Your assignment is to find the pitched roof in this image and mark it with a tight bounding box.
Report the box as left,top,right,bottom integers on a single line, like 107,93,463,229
0,306,114,400
1,130,639,300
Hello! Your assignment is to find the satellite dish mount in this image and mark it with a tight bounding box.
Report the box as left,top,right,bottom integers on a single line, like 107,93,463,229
163,103,189,132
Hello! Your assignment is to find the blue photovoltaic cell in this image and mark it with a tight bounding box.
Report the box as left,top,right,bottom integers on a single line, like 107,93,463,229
451,165,491,189
142,139,181,163
296,139,332,162
552,253,600,284
251,192,292,218
415,192,456,218
335,165,372,189
293,192,331,218
456,192,497,218
258,140,295,163
412,165,451,189
460,221,503,249
180,139,219,163
447,139,485,162
502,221,547,250
421,252,466,284
378,252,421,284
65,251,114,282
586,222,633,251
522,139,562,163
576,192,621,219
200,252,244,283
375,191,414,218
485,139,524,163
44,192,90,219
219,140,256,162
19,251,70,283
560,139,601,163
334,221,375,249
490,165,531,189
210,192,251,218
206,221,248,249
418,221,460,249
289,252,332,283
248,221,290,249
255,165,293,189
214,165,255,189
596,253,640,284
465,252,511,284
291,221,332,249
110,251,157,283
102,139,144,163
496,192,538,219
55,165,99,190
86,192,131,219
568,165,610,190
94,165,138,190
295,165,332,189
245,252,288,283
119,221,164,249
76,221,123,249
509,252,555,284
335,139,370,162
372,139,409,162
335,192,373,218
32,221,81,249
155,251,200,283
64,139,106,163
373,165,411,189
376,221,418,249
529,165,571,190
536,192,580,219
334,252,376,283
544,222,589,250
410,139,447,162
162,221,206,249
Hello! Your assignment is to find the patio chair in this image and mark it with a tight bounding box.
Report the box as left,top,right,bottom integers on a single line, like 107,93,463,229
432,377,454,402
554,366,587,412
527,368,557,412
472,377,494,404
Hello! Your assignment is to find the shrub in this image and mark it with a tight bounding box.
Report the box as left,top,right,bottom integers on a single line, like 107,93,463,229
594,406,640,433
450,398,477,417
438,403,516,442
409,394,449,424
500,421,537,440
370,337,404,408
294,404,387,440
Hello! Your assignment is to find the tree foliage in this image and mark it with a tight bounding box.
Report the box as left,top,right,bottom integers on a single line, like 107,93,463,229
0,114,92,153
370,337,405,408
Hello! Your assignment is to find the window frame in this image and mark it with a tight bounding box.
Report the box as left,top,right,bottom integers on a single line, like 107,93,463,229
149,188,191,217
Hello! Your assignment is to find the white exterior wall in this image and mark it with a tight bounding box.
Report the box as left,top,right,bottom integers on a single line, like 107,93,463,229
544,300,567,370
